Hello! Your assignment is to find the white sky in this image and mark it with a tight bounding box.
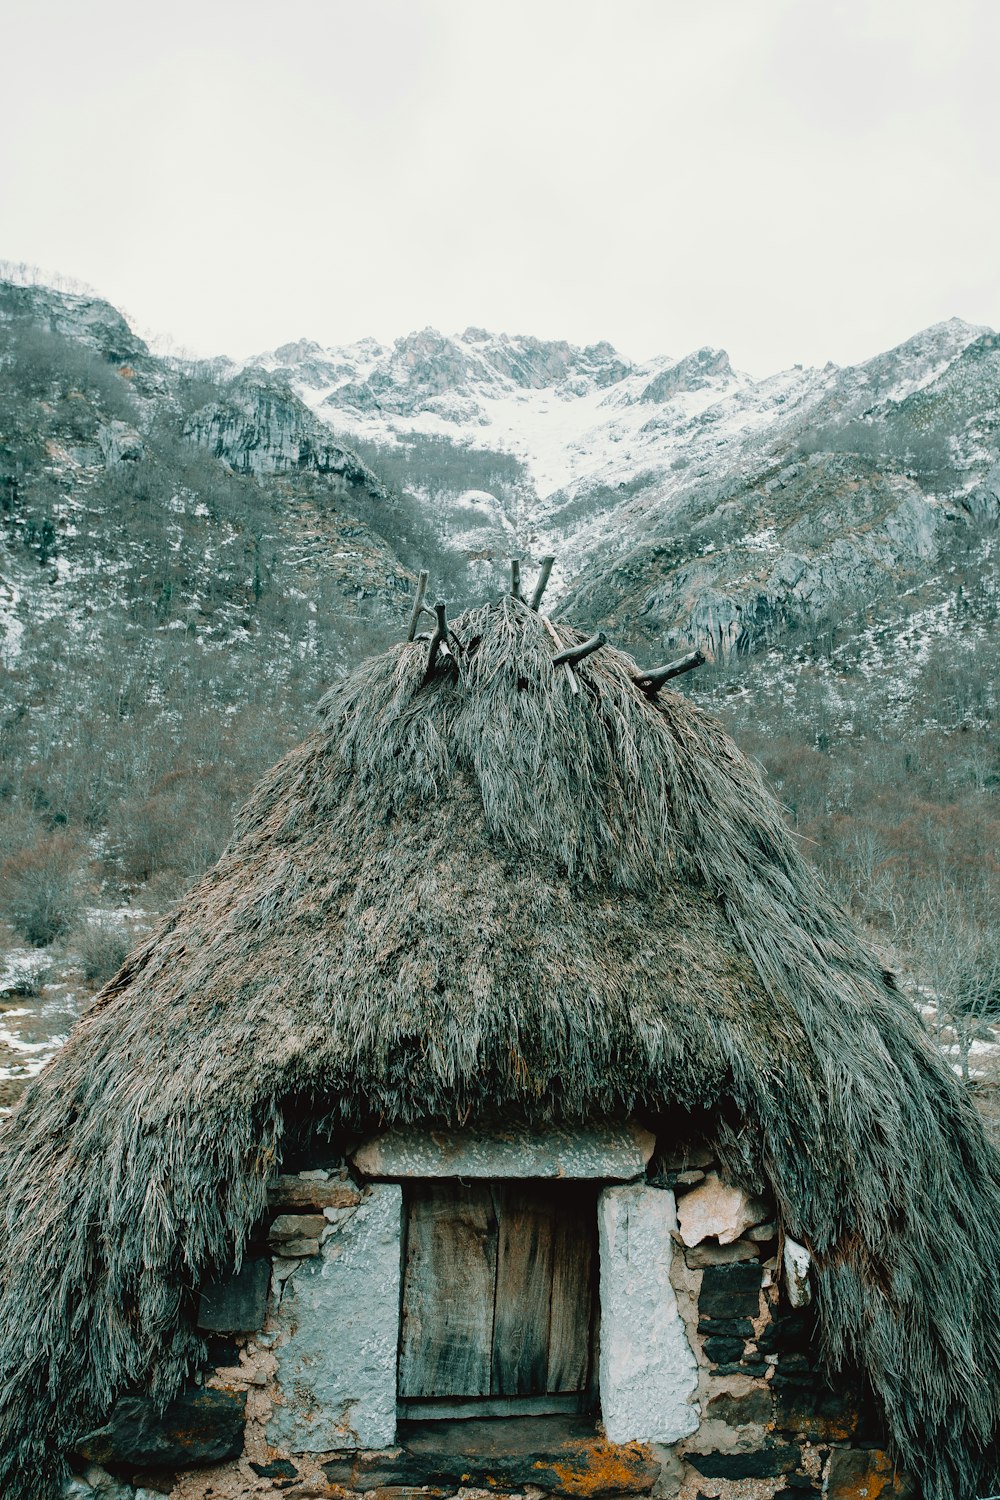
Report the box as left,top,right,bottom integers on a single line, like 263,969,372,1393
3,0,999,375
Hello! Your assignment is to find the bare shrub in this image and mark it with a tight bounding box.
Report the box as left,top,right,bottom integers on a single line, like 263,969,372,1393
76,919,132,987
109,766,238,885
0,954,53,997
0,831,83,947
905,889,1000,1081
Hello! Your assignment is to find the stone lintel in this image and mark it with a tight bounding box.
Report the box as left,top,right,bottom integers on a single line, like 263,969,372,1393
351,1120,655,1179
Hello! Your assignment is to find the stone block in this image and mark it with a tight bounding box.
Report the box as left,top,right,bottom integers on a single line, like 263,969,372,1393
747,1221,778,1241
697,1317,754,1338
702,1335,746,1364
658,1145,714,1171
75,1388,245,1468
774,1380,870,1442
684,1238,759,1267
770,1351,815,1381
352,1120,655,1179
269,1213,326,1241
250,1458,299,1482
699,1261,763,1319
706,1387,773,1426
758,1308,814,1356
197,1257,269,1332
267,1175,362,1212
686,1443,801,1479
597,1184,699,1444
80,1469,133,1499
323,1417,661,1496
677,1172,771,1246
275,1237,320,1257
269,1213,325,1258
783,1236,812,1307
267,1182,402,1452
826,1447,918,1498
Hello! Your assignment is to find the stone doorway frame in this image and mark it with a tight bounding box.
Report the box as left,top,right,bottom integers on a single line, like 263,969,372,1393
331,1121,701,1449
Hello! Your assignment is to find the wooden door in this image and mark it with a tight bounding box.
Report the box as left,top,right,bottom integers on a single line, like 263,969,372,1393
398,1180,596,1416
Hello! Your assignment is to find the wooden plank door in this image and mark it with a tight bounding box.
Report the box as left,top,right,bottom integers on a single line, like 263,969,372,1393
491,1182,557,1394
398,1179,595,1411
547,1191,595,1392
397,1181,499,1398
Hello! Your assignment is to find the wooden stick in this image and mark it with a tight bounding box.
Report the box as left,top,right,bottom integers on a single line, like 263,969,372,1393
424,601,449,679
539,614,578,694
510,559,521,599
634,648,705,693
529,555,555,611
553,631,606,667
406,569,429,642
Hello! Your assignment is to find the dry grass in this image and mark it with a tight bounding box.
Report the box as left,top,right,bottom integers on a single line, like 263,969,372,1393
0,597,999,1499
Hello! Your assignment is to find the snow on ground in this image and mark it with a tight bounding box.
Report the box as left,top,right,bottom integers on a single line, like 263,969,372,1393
0,950,78,1108
916,995,1000,1081
0,908,154,1113
0,575,25,664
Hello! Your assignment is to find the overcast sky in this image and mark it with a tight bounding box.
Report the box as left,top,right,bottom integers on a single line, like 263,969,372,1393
3,0,999,375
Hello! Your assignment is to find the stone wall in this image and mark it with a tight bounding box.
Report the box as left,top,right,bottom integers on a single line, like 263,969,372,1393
65,1134,917,1500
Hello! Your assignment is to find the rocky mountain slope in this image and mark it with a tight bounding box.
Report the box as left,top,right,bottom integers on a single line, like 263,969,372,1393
0,280,435,1066
251,317,998,658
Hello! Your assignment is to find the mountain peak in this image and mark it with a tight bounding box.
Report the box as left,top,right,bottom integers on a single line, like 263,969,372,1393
639,346,734,404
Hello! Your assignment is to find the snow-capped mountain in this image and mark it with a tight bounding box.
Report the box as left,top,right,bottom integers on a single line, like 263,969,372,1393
249,317,998,656
252,327,748,503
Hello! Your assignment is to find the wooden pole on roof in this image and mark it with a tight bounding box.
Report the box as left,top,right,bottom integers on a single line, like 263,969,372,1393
406,570,429,642
540,615,578,694
553,632,606,667
424,601,450,679
529,556,555,612
634,648,705,694
510,559,522,600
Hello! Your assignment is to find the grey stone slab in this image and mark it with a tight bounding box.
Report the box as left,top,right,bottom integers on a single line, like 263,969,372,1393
76,1389,245,1467
321,1416,660,1495
267,1182,402,1452
783,1236,812,1307
598,1184,699,1444
197,1257,270,1332
351,1121,655,1179
266,1174,361,1212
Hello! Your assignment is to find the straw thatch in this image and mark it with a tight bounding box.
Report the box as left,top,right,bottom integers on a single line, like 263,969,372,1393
1,596,999,1499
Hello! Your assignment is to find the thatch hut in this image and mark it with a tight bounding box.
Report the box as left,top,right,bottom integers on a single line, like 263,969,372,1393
2,591,1000,1500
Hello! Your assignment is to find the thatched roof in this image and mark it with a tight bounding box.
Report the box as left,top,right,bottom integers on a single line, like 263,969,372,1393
1,597,999,1499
